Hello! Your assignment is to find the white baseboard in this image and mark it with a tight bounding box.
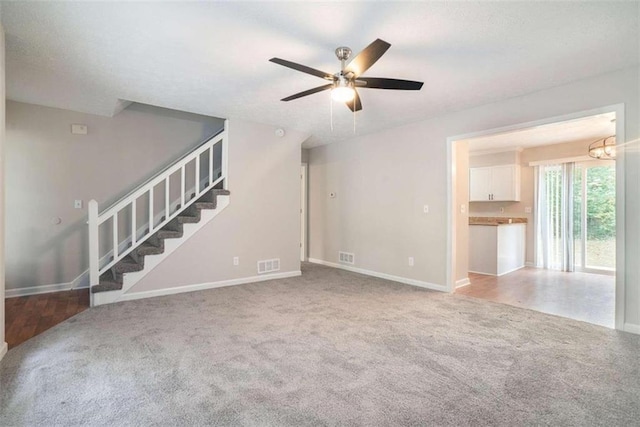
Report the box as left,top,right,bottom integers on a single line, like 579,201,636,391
455,277,471,288
468,270,496,276
113,270,302,303
0,342,7,362
308,258,447,292
497,266,526,276
469,266,525,277
525,261,536,268
623,322,640,335
5,282,74,298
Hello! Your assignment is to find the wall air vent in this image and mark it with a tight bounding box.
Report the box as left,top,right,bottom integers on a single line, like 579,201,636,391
257,258,280,274
339,251,355,265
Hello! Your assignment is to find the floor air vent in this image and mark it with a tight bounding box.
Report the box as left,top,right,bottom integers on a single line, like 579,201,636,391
258,258,280,274
339,251,355,265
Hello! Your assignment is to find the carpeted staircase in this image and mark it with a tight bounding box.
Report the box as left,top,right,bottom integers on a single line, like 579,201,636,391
92,188,230,294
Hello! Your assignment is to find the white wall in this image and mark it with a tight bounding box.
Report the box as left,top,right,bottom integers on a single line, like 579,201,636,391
0,22,7,359
124,119,308,295
308,66,640,331
5,101,224,292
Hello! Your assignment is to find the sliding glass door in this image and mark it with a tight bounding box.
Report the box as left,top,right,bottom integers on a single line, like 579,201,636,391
574,162,616,273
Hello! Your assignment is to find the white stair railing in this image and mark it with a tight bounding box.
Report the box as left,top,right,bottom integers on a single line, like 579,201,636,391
88,121,228,291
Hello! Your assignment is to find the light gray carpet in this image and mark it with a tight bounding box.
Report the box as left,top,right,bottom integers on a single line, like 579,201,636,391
1,263,639,426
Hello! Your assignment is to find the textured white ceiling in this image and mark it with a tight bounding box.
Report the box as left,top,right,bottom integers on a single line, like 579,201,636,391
1,2,638,147
465,112,617,152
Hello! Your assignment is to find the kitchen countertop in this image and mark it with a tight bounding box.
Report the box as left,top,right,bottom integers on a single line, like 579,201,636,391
469,216,528,226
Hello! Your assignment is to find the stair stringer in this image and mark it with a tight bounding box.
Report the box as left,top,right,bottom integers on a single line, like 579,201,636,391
91,195,230,306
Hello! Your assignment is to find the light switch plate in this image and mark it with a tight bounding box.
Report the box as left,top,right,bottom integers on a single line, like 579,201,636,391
423,205,429,214
460,204,466,213
74,200,83,209
525,207,532,214
71,124,88,135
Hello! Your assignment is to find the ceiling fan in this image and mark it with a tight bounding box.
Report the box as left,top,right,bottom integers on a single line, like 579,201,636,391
269,39,423,112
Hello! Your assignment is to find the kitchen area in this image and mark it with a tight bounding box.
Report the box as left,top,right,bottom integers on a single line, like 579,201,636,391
467,157,529,277
453,112,616,328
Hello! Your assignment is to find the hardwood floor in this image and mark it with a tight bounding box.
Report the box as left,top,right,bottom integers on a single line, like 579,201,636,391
456,268,614,328
5,289,90,349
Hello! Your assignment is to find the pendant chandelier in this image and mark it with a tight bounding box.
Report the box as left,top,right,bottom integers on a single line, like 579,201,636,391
588,135,616,160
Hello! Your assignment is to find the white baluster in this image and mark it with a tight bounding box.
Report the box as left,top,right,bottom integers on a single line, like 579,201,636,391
131,200,137,246
181,165,186,207
149,188,154,233
165,177,170,219
209,145,213,186
113,213,119,260
195,154,200,196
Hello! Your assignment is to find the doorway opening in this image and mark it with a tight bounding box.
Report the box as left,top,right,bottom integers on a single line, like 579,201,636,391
448,106,623,329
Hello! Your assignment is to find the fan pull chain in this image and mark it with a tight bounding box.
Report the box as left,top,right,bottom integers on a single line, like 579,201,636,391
330,96,334,132
353,105,356,134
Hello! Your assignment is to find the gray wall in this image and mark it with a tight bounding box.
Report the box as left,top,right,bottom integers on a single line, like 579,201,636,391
126,119,308,294
5,101,224,290
308,66,640,330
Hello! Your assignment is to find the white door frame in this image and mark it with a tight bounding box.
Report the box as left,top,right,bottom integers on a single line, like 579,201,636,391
446,103,626,330
300,163,307,261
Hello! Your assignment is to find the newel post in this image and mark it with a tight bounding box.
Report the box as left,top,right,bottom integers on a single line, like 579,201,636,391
222,119,229,190
88,200,99,301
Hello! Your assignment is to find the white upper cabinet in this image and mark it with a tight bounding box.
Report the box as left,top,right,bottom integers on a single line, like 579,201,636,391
469,164,520,202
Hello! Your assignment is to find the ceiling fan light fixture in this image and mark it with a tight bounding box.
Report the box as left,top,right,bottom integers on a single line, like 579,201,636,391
331,76,355,102
331,86,355,102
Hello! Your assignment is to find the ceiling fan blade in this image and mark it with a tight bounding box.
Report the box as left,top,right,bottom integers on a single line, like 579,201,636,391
345,39,391,77
281,84,333,101
269,58,334,80
358,77,424,90
345,89,362,112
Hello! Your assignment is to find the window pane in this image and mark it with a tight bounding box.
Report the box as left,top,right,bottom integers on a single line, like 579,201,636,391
585,166,615,270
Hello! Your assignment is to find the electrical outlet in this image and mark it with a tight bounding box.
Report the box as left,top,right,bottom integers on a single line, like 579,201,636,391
499,207,505,214
74,200,83,209
460,204,466,214
233,256,239,266
408,257,414,267
525,207,532,214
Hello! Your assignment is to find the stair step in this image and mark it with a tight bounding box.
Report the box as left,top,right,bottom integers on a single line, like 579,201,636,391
177,214,199,223
195,201,216,210
157,228,183,239
112,255,143,274
92,280,123,293
137,242,164,256
93,271,123,294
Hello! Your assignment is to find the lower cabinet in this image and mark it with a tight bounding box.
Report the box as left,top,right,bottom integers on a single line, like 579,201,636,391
469,224,525,276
